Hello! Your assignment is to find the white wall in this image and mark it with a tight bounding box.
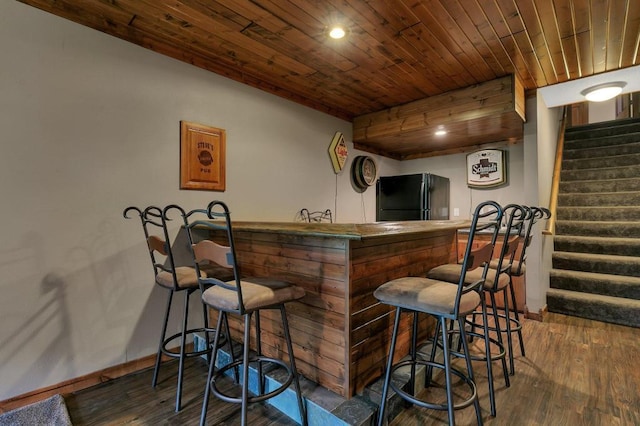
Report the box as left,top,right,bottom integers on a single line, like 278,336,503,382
588,98,617,123
401,144,526,220
525,95,563,313
0,1,399,400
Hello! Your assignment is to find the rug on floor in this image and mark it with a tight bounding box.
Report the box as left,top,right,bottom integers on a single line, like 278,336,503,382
0,394,72,426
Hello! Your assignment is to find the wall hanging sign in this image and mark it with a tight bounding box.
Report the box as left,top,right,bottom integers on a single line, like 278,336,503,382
351,155,377,192
328,131,348,173
180,121,226,191
466,149,506,188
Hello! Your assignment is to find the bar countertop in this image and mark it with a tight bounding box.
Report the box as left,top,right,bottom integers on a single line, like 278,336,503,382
225,219,471,240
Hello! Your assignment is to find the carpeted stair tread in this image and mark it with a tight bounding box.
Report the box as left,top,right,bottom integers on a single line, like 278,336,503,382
556,206,640,221
565,118,640,141
560,164,640,181
558,177,640,193
550,269,640,299
563,141,640,160
547,288,640,328
554,235,640,256
555,220,640,238
562,152,640,170
564,133,640,150
552,251,640,278
558,191,640,207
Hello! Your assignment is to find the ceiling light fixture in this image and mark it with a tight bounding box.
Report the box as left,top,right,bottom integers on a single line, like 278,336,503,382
580,81,627,102
329,26,346,39
435,127,447,136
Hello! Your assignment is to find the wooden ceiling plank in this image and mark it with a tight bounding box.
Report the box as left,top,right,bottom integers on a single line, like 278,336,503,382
157,0,249,31
491,0,552,86
570,0,593,76
514,31,555,86
319,0,459,103
437,0,502,80
17,0,135,31
468,0,538,90
484,0,544,88
132,0,319,77
398,24,474,88
553,0,582,80
509,0,558,84
377,0,422,32
605,0,628,70
620,0,640,67
532,0,571,82
185,0,360,76
335,0,432,66
409,1,493,84
444,0,506,79
590,0,609,73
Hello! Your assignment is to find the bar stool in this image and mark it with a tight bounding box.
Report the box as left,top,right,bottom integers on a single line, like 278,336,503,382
374,200,503,426
488,205,550,374
426,203,524,417
184,201,307,426
123,205,229,412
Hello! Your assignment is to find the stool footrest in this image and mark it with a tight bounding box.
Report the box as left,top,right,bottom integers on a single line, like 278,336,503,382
389,359,478,411
210,355,294,405
161,327,225,359
433,329,507,363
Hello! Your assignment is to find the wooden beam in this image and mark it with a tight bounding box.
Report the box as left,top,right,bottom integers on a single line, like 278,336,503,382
353,74,525,159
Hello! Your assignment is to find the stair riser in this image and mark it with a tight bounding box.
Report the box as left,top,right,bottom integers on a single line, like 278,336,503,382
559,178,640,193
552,255,640,278
564,142,640,160
554,239,640,257
547,294,640,327
555,222,640,238
562,153,640,170
550,273,640,299
556,207,640,221
565,120,640,141
565,134,640,151
558,193,640,206
561,164,640,181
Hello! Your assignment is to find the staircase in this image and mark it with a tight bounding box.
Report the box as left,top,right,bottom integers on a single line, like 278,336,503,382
547,117,640,328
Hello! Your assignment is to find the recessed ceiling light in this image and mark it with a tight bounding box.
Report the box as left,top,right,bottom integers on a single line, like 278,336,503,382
581,81,627,102
329,26,346,39
435,129,447,136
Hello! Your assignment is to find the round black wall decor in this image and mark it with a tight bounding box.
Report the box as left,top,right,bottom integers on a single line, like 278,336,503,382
351,155,377,192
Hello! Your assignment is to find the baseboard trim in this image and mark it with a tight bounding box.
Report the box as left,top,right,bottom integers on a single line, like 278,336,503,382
0,346,190,413
525,305,548,322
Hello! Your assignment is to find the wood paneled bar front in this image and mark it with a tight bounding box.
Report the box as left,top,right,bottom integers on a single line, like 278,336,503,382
192,220,469,398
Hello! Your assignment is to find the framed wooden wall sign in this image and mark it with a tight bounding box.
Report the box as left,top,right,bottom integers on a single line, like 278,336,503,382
180,121,226,191
466,149,506,188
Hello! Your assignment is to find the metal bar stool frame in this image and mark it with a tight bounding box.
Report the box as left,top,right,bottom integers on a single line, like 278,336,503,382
185,201,307,426
466,204,526,388
489,205,550,375
375,200,504,426
123,205,216,412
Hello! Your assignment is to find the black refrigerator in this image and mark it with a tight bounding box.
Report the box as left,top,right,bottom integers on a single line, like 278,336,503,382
376,173,450,221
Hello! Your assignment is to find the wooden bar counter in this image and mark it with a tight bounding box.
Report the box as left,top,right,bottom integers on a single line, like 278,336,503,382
193,220,469,398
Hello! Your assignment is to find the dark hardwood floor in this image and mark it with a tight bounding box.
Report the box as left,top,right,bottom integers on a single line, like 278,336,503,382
64,313,640,425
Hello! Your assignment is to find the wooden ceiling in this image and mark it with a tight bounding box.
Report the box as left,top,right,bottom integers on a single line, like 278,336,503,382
17,0,640,158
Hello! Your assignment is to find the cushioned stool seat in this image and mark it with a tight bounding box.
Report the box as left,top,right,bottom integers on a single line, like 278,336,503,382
374,201,503,426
